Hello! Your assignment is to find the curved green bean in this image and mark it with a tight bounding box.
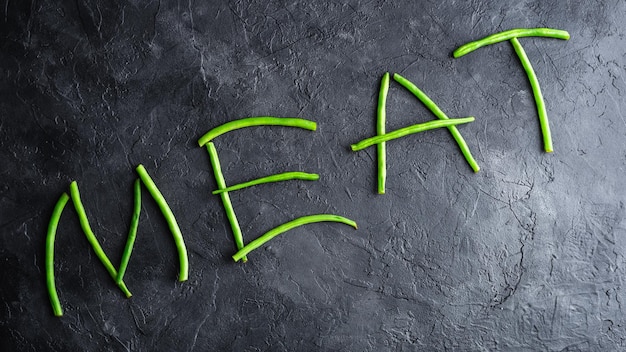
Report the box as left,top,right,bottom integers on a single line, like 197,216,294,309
206,142,247,262
393,73,480,172
46,192,70,317
377,72,389,194
69,181,132,298
212,171,319,195
116,179,141,285
351,117,475,151
232,214,358,262
198,117,317,146
135,165,189,282
453,28,570,58
510,37,553,152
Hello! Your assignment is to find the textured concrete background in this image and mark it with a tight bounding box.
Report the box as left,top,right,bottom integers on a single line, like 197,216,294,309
2,0,626,351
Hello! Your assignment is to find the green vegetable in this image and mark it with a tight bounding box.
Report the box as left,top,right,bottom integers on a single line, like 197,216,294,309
212,172,319,195
136,165,189,282
453,28,570,58
351,117,475,151
393,73,480,172
46,192,70,317
206,142,247,262
198,117,317,147
116,179,141,285
69,181,132,297
510,37,552,152
377,72,389,194
232,214,358,262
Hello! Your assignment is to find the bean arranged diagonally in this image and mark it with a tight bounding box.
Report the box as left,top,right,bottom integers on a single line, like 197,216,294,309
198,117,317,147
351,117,475,151
69,181,133,298
116,179,142,285
232,214,358,262
136,164,189,281
453,28,570,58
393,73,480,172
212,171,319,195
206,142,247,262
377,72,390,194
45,192,70,317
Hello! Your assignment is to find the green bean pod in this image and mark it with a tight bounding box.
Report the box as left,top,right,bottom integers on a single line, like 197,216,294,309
510,37,553,152
351,117,475,151
377,72,389,194
232,214,357,262
453,28,570,58
206,142,247,262
136,165,189,281
212,171,319,195
116,179,141,284
198,117,317,147
46,192,70,317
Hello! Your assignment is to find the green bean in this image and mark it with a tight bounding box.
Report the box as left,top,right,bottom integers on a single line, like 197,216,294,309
46,192,70,317
116,179,141,285
198,117,317,146
232,214,357,262
351,117,475,151
69,181,132,298
393,73,480,172
136,165,188,281
510,37,553,152
377,72,389,194
453,28,570,58
212,171,319,195
206,142,247,262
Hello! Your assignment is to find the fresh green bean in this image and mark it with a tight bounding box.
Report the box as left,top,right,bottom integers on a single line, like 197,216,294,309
393,73,480,172
351,117,475,151
116,179,141,285
232,214,357,262
198,117,317,146
135,165,189,281
453,28,570,58
69,181,132,298
510,37,553,152
377,72,389,194
206,142,247,262
212,172,319,195
46,192,70,317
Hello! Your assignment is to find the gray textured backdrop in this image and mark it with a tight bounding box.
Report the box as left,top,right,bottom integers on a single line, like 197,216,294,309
2,0,626,351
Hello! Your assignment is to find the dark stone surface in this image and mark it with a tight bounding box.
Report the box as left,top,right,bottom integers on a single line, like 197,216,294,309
2,0,626,350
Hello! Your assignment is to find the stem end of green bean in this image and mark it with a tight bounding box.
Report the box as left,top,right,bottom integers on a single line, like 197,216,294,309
232,214,358,261
232,252,248,262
